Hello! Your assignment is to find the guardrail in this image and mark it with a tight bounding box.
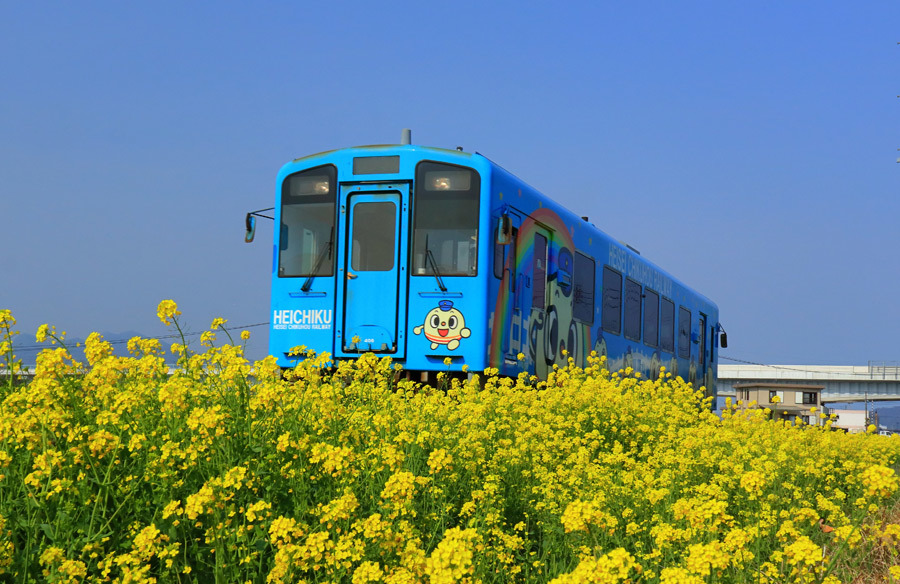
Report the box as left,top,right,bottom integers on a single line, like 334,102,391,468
869,361,900,380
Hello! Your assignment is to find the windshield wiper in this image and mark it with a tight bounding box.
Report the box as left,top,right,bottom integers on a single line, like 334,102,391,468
424,235,447,292
301,227,334,292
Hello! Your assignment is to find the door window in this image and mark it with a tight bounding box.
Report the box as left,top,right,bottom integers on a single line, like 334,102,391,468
351,201,396,271
533,234,547,309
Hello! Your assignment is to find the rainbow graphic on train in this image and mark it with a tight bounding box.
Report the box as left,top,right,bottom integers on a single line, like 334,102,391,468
489,207,591,377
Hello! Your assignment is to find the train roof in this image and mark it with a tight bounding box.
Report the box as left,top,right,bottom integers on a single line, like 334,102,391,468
481,154,719,313
287,144,483,166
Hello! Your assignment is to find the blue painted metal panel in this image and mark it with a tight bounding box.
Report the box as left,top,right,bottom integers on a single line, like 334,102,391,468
269,272,336,365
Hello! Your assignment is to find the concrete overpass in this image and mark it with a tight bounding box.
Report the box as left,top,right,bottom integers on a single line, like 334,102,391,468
718,361,900,403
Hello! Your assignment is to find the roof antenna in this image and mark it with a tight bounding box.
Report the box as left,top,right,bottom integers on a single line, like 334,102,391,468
401,128,412,145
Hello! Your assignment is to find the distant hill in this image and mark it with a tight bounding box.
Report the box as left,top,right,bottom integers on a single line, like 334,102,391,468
10,328,267,370
874,404,900,432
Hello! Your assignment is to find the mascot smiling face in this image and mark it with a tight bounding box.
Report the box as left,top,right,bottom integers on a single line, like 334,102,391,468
414,300,471,350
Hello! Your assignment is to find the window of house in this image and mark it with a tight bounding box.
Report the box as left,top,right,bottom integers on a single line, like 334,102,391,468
801,391,818,405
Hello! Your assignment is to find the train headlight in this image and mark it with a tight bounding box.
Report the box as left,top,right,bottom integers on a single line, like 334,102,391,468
431,177,452,190
424,170,472,191
288,173,332,197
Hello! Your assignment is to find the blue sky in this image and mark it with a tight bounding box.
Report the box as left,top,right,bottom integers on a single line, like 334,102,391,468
2,1,898,366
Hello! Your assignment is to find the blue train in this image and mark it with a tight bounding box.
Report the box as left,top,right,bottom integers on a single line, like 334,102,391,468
246,134,726,393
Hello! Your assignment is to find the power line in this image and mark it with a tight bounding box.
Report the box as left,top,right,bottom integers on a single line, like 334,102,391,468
10,326,896,380
720,355,899,378
9,322,271,352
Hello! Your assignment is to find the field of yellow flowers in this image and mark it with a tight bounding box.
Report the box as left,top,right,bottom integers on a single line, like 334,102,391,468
1,302,900,584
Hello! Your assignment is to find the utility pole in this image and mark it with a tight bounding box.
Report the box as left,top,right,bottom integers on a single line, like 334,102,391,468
865,388,869,427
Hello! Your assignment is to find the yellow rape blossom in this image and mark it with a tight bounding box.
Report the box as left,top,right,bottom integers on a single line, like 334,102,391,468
156,299,181,325
424,527,478,584
1,304,899,584
427,449,453,474
659,566,703,584
550,548,636,583
353,561,384,583
860,464,898,498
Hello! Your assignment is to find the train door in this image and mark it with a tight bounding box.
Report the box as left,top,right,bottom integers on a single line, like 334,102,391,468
699,313,714,393
528,227,552,377
335,184,409,357
500,211,524,364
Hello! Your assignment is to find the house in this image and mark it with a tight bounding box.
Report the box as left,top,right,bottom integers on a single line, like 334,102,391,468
829,409,868,433
733,383,824,426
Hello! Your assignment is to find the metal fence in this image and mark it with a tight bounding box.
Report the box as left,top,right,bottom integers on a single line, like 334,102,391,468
868,361,900,380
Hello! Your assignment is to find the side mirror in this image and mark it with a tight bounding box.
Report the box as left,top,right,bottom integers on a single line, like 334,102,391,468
244,207,275,244
245,213,257,243
720,332,728,348
496,215,512,245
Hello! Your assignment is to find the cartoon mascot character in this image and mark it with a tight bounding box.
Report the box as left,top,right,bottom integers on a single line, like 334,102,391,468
414,300,471,350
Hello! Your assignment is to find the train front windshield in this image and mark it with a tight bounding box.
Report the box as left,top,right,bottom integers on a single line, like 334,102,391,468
278,165,337,277
412,162,481,277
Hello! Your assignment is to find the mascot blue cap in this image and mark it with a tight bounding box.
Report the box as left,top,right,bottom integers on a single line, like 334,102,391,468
439,300,454,311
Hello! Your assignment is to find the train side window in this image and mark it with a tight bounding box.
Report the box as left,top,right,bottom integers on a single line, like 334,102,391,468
624,278,642,341
493,225,504,279
509,228,518,293
660,297,675,353
678,306,691,359
532,234,547,309
601,266,622,335
644,289,659,348
699,314,707,366
573,252,595,324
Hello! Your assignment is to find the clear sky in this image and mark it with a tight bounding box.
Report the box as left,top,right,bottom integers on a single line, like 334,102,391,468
2,1,898,366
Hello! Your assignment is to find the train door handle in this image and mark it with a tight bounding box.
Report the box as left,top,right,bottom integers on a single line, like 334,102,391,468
347,272,358,279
